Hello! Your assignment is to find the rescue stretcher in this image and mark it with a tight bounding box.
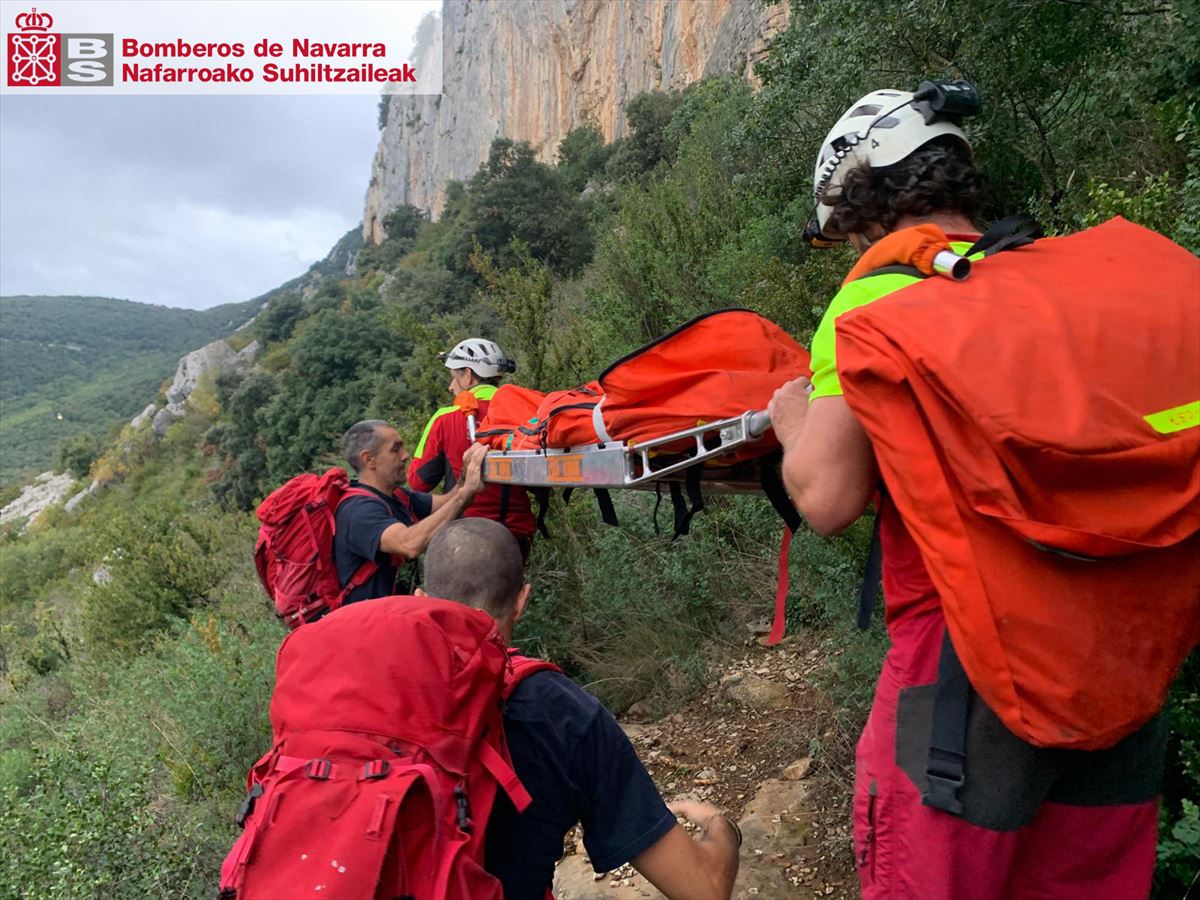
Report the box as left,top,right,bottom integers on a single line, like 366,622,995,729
481,409,774,492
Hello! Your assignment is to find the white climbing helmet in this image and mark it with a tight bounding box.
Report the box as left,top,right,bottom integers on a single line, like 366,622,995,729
438,338,516,379
808,82,975,244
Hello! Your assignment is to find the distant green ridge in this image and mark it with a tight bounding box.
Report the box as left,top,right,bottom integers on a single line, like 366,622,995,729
0,294,261,485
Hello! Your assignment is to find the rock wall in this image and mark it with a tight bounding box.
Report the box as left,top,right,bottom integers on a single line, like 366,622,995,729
364,0,789,239
0,472,76,532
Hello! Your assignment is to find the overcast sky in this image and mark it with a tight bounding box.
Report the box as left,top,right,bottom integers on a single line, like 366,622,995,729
0,1,439,311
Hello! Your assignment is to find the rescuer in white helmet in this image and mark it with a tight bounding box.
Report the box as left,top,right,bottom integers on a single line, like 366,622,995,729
407,338,538,557
770,81,1163,899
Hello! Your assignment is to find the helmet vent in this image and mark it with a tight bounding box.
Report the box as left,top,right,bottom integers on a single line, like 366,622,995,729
848,104,881,117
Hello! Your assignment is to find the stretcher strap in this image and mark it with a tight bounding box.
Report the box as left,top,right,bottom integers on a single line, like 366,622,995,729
594,489,619,527
766,526,793,645
498,485,511,525
759,454,802,533
668,467,705,538
532,487,552,539
591,399,614,444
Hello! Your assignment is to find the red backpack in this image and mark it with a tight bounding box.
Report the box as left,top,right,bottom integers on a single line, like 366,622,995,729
836,217,1200,749
218,597,561,899
254,468,404,629
475,385,546,451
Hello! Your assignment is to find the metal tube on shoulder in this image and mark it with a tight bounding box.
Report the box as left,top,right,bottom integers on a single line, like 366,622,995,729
933,250,971,281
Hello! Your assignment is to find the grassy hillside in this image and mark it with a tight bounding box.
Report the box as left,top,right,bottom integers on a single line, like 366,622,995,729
0,295,260,485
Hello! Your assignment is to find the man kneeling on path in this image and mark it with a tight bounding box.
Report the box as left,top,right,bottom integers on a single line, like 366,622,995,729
334,418,486,602
418,518,741,899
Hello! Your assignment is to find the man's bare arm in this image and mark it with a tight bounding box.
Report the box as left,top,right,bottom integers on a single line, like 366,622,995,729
630,800,739,900
378,444,485,558
769,379,877,536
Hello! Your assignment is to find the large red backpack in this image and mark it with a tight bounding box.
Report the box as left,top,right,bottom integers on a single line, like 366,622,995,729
836,217,1200,751
254,468,405,629
218,597,560,899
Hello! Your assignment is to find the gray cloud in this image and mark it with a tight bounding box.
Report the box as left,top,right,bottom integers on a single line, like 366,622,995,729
1,92,383,309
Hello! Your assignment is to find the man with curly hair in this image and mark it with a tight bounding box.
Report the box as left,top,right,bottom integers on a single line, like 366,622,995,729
767,84,1164,899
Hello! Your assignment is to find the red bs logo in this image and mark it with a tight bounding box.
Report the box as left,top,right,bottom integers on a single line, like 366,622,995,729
8,7,61,87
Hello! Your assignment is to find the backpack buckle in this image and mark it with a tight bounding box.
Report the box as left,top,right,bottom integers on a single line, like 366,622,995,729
922,770,965,816
454,784,472,833
360,759,390,781
234,782,264,828
305,758,333,780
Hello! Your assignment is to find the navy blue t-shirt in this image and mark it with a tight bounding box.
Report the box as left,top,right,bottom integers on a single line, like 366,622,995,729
332,482,433,603
485,671,675,899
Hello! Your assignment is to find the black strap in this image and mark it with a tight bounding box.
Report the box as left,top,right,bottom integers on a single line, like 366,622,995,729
759,453,801,533
668,468,706,538
531,487,551,539
923,631,972,816
669,482,688,537
594,489,619,527
856,512,884,631
685,466,705,524
966,214,1041,258
652,484,663,537
561,487,574,506
498,485,510,524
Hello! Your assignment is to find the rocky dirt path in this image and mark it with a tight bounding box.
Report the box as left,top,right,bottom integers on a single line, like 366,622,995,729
554,632,859,899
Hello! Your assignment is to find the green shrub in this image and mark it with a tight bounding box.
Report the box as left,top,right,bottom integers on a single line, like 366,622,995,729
0,583,277,899
79,505,231,656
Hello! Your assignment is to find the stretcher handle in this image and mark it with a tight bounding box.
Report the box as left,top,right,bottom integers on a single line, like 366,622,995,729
747,410,772,438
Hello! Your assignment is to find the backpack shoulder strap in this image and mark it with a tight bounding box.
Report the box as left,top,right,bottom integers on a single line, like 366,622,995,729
336,485,387,510
330,487,392,605
503,652,562,700
965,214,1041,257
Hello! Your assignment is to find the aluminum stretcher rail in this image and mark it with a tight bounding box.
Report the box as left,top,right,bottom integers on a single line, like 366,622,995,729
482,409,774,492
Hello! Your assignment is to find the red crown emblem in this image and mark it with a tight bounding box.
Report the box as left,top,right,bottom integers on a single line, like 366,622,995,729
8,6,60,87
15,7,54,31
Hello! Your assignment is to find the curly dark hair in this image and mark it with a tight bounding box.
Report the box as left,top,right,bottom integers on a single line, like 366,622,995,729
823,136,983,238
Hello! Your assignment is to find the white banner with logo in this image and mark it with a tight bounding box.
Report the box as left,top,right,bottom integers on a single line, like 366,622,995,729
1,0,442,95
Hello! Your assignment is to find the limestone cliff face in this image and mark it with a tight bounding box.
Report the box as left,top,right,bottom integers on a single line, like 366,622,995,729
364,0,788,241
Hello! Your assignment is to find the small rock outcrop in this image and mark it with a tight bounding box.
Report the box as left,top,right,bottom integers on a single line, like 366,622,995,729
129,403,157,430
163,339,258,415
152,406,182,437
64,478,102,513
0,472,76,531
